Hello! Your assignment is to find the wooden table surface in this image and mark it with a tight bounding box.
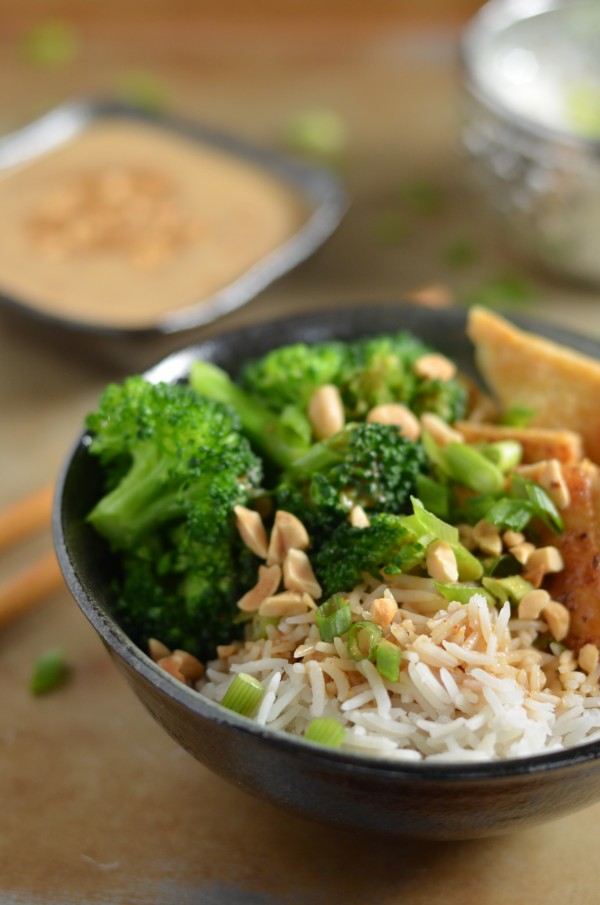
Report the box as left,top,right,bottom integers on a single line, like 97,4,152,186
2,9,600,904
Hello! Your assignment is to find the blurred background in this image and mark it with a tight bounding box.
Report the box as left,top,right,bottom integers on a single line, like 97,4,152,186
4,3,600,902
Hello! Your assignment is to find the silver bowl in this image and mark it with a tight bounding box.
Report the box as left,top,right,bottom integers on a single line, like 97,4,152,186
460,0,600,284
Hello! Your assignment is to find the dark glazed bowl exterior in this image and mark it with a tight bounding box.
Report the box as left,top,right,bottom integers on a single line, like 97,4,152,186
53,303,600,839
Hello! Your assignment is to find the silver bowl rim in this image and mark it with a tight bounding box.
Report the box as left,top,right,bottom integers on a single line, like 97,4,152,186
460,0,600,156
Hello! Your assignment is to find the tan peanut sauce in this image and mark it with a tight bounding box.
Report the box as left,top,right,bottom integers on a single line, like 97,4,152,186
0,119,309,328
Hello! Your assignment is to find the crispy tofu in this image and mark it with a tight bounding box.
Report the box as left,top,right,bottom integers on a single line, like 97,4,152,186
543,460,600,651
455,421,584,465
467,307,600,463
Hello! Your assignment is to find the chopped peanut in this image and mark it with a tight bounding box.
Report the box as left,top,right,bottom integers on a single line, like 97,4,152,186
349,504,370,528
473,520,502,557
420,412,464,447
148,638,171,662
537,460,571,510
237,564,282,613
258,591,315,617
509,541,536,565
578,644,599,675
157,654,187,684
426,540,459,582
542,600,570,642
503,530,525,548
172,649,204,681
267,510,310,565
366,403,421,441
526,546,564,575
518,588,550,620
217,643,242,659
282,548,322,599
371,596,398,628
414,353,457,382
308,384,345,440
458,523,476,551
234,505,269,559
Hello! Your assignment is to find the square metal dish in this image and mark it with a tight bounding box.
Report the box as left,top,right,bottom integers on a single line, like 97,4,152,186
0,99,347,336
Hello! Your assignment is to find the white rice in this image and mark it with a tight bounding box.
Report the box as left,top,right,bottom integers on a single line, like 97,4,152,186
198,587,600,762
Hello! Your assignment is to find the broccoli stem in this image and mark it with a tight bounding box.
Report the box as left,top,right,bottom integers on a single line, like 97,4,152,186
88,450,186,548
288,426,353,474
190,360,309,468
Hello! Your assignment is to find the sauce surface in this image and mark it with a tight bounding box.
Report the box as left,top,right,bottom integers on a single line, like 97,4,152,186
0,119,309,328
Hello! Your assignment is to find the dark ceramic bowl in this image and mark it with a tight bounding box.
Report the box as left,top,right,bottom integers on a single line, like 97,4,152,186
53,303,600,839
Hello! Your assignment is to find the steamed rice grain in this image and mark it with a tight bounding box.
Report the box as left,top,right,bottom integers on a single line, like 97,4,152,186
199,587,600,762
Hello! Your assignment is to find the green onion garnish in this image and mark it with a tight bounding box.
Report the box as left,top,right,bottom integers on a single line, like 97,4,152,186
30,648,69,696
484,498,532,532
500,405,536,428
315,595,352,643
250,614,281,640
410,496,458,544
21,21,79,67
442,443,505,495
510,474,564,533
451,543,484,582
305,717,346,749
482,575,533,606
415,474,450,518
221,673,265,717
434,582,495,607
347,621,382,661
375,639,402,682
482,440,523,473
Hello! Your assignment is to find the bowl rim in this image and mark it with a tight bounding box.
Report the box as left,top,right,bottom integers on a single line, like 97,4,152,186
460,0,600,156
53,301,600,781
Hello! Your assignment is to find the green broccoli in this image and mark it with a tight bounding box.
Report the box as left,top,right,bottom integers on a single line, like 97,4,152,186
313,513,421,597
240,340,350,410
275,423,428,541
85,376,263,659
189,359,313,469
340,333,468,423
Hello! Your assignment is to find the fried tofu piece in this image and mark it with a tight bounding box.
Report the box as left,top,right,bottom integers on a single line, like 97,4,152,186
455,421,583,465
467,307,600,463
543,460,600,651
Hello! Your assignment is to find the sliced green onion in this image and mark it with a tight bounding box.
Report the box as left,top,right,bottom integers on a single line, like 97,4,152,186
510,474,564,533
482,441,523,473
415,474,450,518
250,614,281,640
484,497,532,532
482,575,533,606
30,648,69,696
347,621,382,661
410,497,459,544
375,639,402,682
22,21,79,67
434,582,495,607
442,443,505,495
315,595,352,643
221,672,265,716
305,717,346,749
421,431,449,473
451,543,484,581
500,406,535,428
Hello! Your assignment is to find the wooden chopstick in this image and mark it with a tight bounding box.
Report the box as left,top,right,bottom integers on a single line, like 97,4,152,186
0,484,54,553
0,484,65,628
0,550,64,629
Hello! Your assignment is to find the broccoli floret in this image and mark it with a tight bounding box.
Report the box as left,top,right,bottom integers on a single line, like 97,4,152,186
339,333,468,423
275,423,428,541
240,340,350,410
85,376,264,660
189,359,312,468
313,513,421,597
87,376,262,549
